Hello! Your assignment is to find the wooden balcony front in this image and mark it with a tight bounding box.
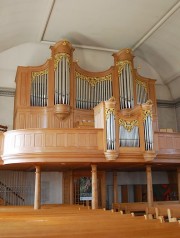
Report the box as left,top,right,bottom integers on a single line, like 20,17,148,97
154,131,180,161
2,128,104,164
1,129,180,166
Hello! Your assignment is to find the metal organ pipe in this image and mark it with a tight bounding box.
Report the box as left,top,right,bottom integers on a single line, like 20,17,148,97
54,54,70,105
136,80,148,105
31,70,48,107
118,62,134,110
143,112,153,150
119,119,139,147
75,73,112,110
106,110,115,150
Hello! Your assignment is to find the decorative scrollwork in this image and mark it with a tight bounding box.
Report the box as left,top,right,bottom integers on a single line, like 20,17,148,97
146,99,153,105
116,60,132,75
108,96,116,102
105,108,115,119
136,79,148,92
75,72,112,87
119,119,139,132
32,69,48,80
54,53,70,70
143,110,152,121
62,41,68,45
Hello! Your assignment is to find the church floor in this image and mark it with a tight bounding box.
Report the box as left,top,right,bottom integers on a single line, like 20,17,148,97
0,205,179,238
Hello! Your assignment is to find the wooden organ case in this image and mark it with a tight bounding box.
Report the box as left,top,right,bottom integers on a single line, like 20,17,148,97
14,40,158,162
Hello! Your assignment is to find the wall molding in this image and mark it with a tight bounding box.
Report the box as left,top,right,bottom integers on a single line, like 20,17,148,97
0,87,15,97
157,99,180,108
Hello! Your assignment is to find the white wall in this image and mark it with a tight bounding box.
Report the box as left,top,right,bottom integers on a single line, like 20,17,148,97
0,96,14,130
157,106,178,131
168,77,180,100
41,172,63,204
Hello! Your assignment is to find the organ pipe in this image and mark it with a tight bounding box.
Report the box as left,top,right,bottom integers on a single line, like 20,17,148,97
117,61,134,110
105,108,116,150
54,53,70,105
136,80,148,104
31,69,48,107
143,110,153,150
119,119,139,147
75,72,112,110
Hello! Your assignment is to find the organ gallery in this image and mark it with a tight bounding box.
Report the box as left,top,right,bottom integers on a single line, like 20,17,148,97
0,40,179,209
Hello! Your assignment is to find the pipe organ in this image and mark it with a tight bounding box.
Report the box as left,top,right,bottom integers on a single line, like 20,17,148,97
14,40,157,161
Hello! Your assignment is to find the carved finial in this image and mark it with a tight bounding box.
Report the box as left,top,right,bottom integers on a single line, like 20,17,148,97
108,97,116,102
146,99,153,105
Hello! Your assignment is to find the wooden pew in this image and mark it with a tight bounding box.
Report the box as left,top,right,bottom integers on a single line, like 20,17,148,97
113,202,147,214
146,204,180,222
113,201,180,221
0,205,180,237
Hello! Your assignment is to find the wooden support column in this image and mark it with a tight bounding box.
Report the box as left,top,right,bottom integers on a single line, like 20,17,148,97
34,165,41,210
146,165,153,207
177,168,180,202
91,164,98,209
113,172,118,203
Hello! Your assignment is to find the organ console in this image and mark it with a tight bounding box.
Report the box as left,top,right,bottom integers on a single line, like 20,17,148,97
13,39,158,161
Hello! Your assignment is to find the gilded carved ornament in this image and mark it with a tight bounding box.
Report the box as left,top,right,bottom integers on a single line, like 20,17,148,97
136,79,148,92
32,69,48,80
116,60,132,75
75,72,112,87
145,99,153,105
108,96,116,102
62,41,68,45
119,119,139,132
105,108,115,119
54,53,70,70
143,109,152,121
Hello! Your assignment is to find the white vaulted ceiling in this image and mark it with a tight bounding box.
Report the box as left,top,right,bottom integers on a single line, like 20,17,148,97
0,0,180,100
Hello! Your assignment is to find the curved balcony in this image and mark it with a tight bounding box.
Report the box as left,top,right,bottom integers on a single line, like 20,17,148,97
2,128,104,164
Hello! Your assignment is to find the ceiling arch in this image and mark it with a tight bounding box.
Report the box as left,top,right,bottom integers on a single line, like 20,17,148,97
0,0,180,100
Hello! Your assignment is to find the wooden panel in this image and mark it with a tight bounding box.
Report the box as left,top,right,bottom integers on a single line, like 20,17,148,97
121,185,128,203
15,134,24,147
174,136,180,149
67,133,76,147
56,133,67,147
63,171,70,204
154,132,180,160
2,128,104,164
24,134,33,147
155,132,180,151
158,135,166,149
34,133,44,147
20,72,28,107
134,185,142,202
